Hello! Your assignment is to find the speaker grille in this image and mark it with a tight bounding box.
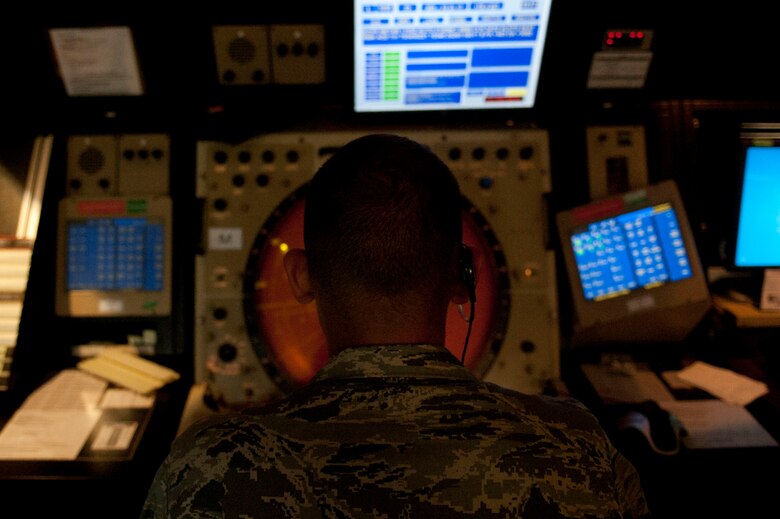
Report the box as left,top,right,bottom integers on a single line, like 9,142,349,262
228,38,256,63
78,147,105,175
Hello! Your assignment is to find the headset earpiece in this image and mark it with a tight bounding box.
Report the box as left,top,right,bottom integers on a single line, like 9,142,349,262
458,244,476,365
459,244,476,304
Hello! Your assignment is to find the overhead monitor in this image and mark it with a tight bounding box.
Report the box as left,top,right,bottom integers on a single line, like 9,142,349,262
732,123,780,269
55,196,172,317
353,0,553,113
556,180,711,345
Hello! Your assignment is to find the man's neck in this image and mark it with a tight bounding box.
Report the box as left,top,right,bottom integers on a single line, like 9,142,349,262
319,296,449,355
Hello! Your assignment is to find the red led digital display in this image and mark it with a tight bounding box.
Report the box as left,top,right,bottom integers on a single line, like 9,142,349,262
604,29,648,48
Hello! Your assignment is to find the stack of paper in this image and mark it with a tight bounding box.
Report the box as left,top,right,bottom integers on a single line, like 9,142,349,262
78,349,180,394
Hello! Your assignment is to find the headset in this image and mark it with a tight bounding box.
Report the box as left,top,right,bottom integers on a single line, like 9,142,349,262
459,244,477,364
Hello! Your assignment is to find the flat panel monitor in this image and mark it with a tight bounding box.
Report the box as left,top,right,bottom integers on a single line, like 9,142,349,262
56,196,172,317
353,0,553,113
732,124,780,269
556,180,711,344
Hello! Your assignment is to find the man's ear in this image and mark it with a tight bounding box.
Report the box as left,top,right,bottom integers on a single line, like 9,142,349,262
283,248,315,303
450,282,469,305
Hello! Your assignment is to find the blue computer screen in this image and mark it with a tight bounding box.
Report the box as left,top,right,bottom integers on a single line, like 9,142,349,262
734,146,780,267
66,217,165,291
570,203,693,301
353,0,553,112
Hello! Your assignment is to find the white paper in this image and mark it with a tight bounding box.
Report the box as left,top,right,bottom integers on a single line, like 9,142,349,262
0,369,106,459
0,410,101,459
49,27,143,96
676,361,768,406
99,388,154,409
587,51,653,89
91,421,138,451
660,370,695,390
660,400,778,449
22,369,107,410
209,227,243,250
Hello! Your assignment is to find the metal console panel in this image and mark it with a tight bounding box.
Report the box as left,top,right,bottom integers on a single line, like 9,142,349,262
195,129,558,406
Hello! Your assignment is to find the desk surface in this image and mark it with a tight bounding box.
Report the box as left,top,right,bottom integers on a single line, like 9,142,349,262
560,327,780,518
1,322,778,519
0,377,188,519
713,294,780,327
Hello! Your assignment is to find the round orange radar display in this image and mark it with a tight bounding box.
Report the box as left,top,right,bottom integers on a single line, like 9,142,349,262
244,186,510,392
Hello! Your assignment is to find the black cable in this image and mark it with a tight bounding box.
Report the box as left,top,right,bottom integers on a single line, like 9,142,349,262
460,300,475,365
458,244,476,365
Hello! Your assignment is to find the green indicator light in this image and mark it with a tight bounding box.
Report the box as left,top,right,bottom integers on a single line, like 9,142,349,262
127,199,148,214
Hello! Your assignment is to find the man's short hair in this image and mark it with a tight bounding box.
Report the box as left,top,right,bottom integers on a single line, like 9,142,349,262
304,134,463,300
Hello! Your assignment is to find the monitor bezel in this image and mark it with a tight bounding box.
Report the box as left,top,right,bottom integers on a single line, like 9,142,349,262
727,123,780,270
351,0,554,117
556,180,710,333
55,196,172,317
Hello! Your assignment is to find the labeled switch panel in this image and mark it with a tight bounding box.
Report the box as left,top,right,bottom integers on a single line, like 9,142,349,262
66,135,119,196
212,25,271,85
118,134,170,195
212,24,325,86
586,125,649,200
67,134,170,196
269,24,326,84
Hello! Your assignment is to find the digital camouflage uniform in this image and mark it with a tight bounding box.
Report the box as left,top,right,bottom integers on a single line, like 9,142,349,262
141,344,650,518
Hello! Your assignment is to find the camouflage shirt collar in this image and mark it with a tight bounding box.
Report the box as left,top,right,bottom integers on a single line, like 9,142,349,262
311,343,476,382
